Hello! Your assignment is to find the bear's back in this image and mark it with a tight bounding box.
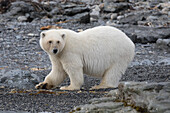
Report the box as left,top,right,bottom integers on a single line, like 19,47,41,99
72,26,135,77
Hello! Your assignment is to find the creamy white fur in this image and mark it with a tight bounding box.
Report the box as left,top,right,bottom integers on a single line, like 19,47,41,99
37,26,135,90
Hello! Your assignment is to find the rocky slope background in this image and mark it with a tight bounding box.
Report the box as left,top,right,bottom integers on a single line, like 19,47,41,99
0,0,170,113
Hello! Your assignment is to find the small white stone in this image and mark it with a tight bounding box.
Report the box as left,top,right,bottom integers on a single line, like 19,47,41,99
17,16,27,22
110,13,118,20
117,15,124,20
27,33,39,37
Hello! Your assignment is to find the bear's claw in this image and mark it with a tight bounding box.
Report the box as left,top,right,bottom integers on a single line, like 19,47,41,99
35,82,48,89
35,82,54,89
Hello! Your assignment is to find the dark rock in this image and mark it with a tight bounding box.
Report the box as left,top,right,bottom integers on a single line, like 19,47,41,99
118,11,153,25
149,0,160,8
158,2,170,14
156,58,170,66
102,13,112,19
156,39,170,51
50,7,60,15
104,0,129,3
115,25,170,43
73,12,90,23
140,59,154,65
0,76,7,83
82,0,103,5
156,39,170,47
0,0,12,13
3,1,51,22
9,1,34,15
73,102,126,113
64,6,89,16
90,5,100,21
147,15,158,21
117,82,170,113
0,111,29,113
0,69,40,89
104,2,131,13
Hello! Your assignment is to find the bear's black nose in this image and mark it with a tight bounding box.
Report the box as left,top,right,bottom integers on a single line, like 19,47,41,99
53,49,58,54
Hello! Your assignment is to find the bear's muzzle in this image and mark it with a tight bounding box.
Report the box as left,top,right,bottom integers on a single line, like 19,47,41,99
53,49,58,54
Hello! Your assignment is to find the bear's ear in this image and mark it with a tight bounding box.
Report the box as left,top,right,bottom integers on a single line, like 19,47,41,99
41,32,46,38
61,33,65,39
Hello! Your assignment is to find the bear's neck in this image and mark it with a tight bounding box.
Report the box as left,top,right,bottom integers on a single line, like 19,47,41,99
49,54,59,63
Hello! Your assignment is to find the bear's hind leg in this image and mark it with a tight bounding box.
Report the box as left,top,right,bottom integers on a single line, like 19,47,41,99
91,64,125,90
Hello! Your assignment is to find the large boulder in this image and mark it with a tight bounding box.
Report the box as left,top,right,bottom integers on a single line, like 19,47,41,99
114,25,170,43
72,82,170,113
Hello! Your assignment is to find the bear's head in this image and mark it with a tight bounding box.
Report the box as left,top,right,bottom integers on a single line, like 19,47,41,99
40,29,66,55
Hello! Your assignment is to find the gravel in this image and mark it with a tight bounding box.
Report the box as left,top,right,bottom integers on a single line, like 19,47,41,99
0,21,169,112
0,88,107,112
0,0,169,112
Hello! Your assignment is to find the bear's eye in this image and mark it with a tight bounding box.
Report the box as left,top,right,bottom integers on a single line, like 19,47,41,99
57,41,60,44
48,41,52,44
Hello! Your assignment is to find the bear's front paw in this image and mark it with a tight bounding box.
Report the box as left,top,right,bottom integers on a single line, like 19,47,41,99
35,82,47,89
35,82,54,90
60,85,80,90
90,85,109,90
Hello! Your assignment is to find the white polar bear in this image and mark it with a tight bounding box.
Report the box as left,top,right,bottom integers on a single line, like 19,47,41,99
35,26,135,90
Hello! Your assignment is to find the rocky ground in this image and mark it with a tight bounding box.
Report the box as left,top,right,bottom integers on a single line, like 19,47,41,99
0,0,170,113
73,82,170,113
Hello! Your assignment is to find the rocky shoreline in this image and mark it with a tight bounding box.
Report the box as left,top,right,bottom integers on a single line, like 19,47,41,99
72,82,170,113
0,0,170,112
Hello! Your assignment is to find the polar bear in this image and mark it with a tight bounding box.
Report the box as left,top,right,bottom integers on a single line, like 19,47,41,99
35,26,135,90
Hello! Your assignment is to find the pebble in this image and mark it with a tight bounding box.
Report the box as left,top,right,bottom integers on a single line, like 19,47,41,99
90,5,100,20
110,13,118,20
50,8,60,15
156,58,170,66
27,33,39,37
0,86,5,89
147,15,158,20
0,38,3,41
140,59,154,65
17,16,27,22
156,39,170,47
15,35,22,39
117,15,124,20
